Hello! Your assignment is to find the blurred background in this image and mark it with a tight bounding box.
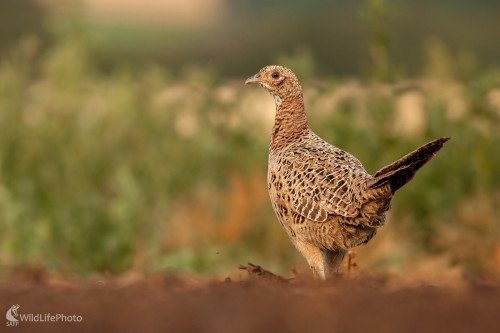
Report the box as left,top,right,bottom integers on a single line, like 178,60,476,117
0,0,499,281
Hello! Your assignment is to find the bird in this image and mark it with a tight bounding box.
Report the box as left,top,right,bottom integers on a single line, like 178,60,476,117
245,65,450,279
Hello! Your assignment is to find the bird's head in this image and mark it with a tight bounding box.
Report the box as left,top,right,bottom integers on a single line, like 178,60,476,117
245,65,302,102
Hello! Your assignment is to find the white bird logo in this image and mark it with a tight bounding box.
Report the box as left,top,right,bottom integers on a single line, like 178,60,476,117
6,304,20,322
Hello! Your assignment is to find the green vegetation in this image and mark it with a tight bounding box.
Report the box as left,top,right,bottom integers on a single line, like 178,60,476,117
0,25,499,280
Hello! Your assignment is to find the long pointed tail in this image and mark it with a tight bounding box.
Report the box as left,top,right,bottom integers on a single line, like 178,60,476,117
369,137,450,193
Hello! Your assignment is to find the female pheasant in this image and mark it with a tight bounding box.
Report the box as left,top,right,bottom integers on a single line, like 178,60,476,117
245,65,449,279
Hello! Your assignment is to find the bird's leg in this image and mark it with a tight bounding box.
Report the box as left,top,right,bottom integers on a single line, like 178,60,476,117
323,249,348,278
292,241,326,279
345,249,359,276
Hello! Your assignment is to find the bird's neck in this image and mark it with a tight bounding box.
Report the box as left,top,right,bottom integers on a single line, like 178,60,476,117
270,92,309,150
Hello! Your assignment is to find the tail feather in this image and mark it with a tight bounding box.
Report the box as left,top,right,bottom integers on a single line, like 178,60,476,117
369,137,450,193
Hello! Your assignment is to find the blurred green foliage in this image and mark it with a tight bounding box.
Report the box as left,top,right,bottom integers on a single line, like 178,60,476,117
0,22,499,279
87,0,500,78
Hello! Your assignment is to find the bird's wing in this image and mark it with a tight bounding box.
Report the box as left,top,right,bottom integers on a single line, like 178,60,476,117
280,146,370,222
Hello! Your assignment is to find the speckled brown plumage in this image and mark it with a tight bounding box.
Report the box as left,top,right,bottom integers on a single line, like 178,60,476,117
245,65,450,279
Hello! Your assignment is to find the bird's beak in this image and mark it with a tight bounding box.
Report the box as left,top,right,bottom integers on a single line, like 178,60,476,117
245,73,261,85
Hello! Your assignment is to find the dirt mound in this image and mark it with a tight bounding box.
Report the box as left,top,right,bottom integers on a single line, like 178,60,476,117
1,266,499,333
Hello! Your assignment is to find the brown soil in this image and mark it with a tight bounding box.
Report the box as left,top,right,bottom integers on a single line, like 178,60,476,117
1,265,499,333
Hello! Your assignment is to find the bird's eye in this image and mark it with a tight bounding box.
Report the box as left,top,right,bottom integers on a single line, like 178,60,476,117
271,72,279,79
